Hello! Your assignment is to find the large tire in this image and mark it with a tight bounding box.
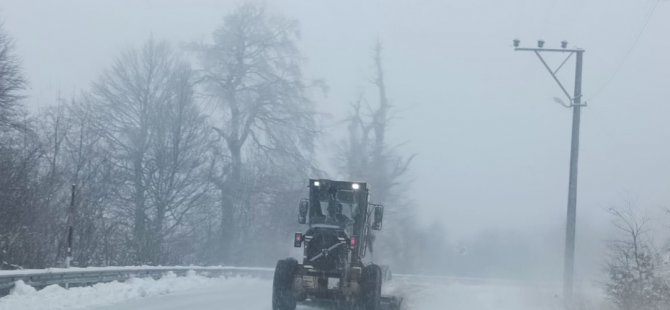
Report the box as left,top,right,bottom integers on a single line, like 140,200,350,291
273,258,298,310
360,264,382,310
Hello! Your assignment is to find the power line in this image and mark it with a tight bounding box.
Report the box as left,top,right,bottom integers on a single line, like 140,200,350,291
538,0,559,35
588,0,660,101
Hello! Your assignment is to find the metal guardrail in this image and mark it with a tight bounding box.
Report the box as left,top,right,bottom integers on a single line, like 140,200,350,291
0,266,274,296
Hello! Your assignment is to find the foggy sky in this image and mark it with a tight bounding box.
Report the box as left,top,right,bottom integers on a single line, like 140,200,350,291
2,0,670,245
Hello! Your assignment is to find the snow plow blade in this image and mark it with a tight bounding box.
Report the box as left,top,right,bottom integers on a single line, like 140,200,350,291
380,295,403,310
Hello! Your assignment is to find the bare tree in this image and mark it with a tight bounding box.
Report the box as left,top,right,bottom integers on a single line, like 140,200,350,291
341,42,414,204
605,202,670,310
338,42,415,267
0,127,44,269
0,21,26,130
196,3,317,263
143,62,214,264
35,103,71,266
90,39,212,264
0,19,48,269
36,98,131,266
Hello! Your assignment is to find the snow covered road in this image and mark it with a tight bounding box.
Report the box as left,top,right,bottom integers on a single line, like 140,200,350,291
89,277,288,310
0,272,607,310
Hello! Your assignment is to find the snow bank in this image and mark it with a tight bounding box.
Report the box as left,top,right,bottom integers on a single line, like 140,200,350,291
0,271,253,310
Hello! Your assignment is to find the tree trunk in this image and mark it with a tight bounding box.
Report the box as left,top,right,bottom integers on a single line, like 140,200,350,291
133,157,147,263
372,42,389,200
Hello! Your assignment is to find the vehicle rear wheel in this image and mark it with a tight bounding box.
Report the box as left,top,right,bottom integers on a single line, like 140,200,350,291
360,264,382,310
272,258,298,310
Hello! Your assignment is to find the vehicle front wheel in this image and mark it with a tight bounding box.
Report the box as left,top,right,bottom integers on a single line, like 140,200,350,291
272,258,298,310
360,264,382,310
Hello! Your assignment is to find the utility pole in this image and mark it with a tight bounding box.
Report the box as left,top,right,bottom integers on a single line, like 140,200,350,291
513,39,585,307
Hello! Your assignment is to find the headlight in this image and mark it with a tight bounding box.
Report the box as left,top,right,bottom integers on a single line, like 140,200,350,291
352,183,360,190
314,181,320,187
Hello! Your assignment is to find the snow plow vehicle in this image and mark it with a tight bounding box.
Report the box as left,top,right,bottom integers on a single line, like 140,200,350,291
272,179,402,310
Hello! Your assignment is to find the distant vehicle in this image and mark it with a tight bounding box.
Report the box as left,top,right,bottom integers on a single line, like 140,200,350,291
272,179,402,310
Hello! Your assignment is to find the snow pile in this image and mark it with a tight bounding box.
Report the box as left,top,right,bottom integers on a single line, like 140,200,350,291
0,271,253,310
7,281,37,296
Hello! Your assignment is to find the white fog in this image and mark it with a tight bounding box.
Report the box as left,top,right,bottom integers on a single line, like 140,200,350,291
1,1,669,310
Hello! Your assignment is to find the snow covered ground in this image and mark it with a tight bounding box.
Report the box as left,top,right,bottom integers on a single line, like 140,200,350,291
0,271,609,310
0,271,251,310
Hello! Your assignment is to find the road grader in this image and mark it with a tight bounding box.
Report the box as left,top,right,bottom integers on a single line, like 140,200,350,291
272,179,402,310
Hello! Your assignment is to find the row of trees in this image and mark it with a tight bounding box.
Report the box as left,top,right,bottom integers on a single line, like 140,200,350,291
0,4,321,268
0,3,435,270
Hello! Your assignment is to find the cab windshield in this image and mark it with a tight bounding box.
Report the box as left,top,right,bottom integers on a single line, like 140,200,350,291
310,188,359,233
